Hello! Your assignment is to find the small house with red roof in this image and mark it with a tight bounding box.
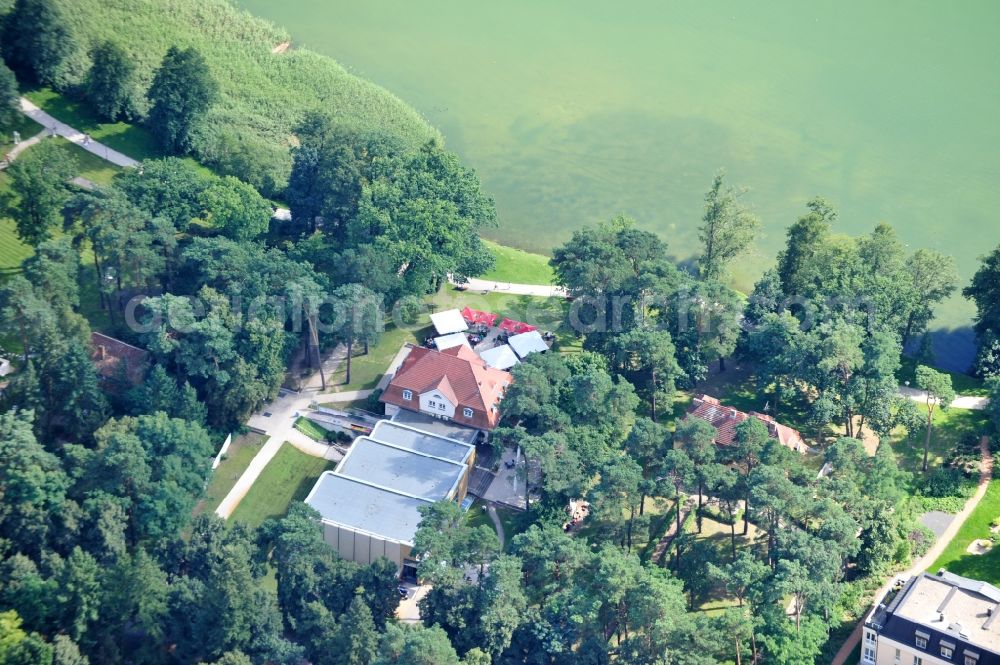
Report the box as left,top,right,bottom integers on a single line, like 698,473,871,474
90,332,150,387
380,344,512,431
686,394,807,454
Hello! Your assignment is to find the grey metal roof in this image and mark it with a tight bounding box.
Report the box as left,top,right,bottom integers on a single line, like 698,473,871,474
305,418,476,546
370,420,474,463
305,472,430,544
388,410,480,443
337,437,466,501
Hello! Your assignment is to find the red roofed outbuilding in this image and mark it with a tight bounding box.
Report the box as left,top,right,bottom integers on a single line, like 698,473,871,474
686,394,807,454
380,344,512,430
90,332,150,387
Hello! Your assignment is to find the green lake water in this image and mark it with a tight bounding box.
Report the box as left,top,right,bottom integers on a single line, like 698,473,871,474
238,0,1000,369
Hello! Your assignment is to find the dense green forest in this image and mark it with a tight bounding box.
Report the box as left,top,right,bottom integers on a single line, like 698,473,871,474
2,0,1000,663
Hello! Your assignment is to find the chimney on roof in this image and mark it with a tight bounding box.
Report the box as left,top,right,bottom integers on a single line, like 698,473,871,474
937,568,946,576
938,612,945,623
98,345,107,360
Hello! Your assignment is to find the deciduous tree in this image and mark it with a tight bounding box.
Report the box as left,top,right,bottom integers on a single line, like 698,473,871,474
0,0,78,87
201,175,272,241
914,365,955,472
697,172,759,282
85,41,138,121
147,46,218,153
7,139,75,246
0,61,18,127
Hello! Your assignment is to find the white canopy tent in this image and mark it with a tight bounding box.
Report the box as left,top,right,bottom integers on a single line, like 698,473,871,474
434,332,472,352
430,309,468,335
478,344,519,370
508,330,549,359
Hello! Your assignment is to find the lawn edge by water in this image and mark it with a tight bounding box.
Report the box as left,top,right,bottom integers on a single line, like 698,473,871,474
480,239,555,285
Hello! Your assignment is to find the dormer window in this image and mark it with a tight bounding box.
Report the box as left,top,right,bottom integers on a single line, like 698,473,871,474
941,644,953,660
463,408,473,418
965,653,979,665
402,389,413,400
915,633,928,649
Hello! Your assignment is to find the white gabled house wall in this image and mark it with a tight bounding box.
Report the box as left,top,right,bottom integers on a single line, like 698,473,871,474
419,390,455,419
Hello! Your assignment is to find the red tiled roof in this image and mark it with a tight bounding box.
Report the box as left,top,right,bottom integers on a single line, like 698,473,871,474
90,332,150,385
380,344,512,430
686,394,806,453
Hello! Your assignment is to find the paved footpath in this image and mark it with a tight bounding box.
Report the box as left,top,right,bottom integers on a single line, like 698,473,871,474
450,275,568,298
898,385,988,410
19,97,139,167
0,128,47,168
828,436,993,665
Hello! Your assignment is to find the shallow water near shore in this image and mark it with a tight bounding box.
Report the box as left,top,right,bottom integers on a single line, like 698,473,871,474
238,0,1000,370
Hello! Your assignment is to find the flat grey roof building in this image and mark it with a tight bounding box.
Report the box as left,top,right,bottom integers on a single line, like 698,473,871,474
864,570,1000,664
305,473,431,544
337,437,467,500
304,417,477,570
388,409,480,444
370,420,475,462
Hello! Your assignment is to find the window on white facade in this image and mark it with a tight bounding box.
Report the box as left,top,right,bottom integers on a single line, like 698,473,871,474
402,390,412,400
863,646,875,663
865,632,876,645
463,408,473,418
941,646,953,659
913,656,922,665
428,400,437,409
915,636,927,649
438,402,445,410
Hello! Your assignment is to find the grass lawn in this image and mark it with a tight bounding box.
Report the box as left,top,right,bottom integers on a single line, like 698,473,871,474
430,285,577,349
327,285,580,392
193,433,267,517
928,480,1000,583
48,136,124,185
685,359,815,436
0,115,44,153
898,356,986,397
495,505,532,550
887,405,989,475
480,239,555,285
689,515,761,614
328,322,426,392
465,501,494,531
295,416,331,442
464,500,532,551
24,88,164,162
693,359,762,414
0,216,31,275
229,442,335,529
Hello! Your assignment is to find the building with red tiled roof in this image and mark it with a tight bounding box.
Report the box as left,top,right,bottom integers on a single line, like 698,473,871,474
90,332,150,387
380,344,512,431
686,394,807,454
